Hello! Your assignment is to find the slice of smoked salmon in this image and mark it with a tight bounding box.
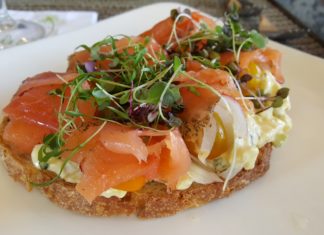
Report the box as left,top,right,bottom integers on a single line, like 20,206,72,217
186,60,203,72
141,11,216,46
76,144,159,203
220,48,285,83
67,37,166,72
62,123,191,203
157,128,191,189
4,71,91,130
262,48,284,83
16,72,77,96
62,123,148,164
99,124,148,162
141,17,195,46
177,68,238,119
191,11,217,29
3,72,95,155
140,128,191,189
62,123,158,202
141,17,178,46
4,85,62,130
3,118,53,155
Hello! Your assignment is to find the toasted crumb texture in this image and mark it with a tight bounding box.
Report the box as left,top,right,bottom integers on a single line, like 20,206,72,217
0,118,272,218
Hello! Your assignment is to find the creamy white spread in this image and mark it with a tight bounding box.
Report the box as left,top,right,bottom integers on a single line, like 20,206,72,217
255,99,292,148
203,69,292,177
253,70,292,148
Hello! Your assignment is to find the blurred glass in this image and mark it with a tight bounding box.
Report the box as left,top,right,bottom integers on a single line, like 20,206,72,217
0,0,45,50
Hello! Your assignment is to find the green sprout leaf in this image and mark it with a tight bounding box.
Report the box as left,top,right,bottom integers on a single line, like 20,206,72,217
48,88,63,96
187,86,201,96
173,56,182,72
119,91,130,104
250,30,267,48
134,48,147,65
107,106,129,120
92,88,108,99
65,110,84,117
162,86,181,107
76,44,91,52
43,134,63,150
143,81,166,104
215,25,223,34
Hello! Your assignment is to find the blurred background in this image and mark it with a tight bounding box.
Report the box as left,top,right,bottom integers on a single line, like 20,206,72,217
5,0,324,57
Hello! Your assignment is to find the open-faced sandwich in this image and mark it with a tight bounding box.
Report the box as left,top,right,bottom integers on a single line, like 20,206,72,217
0,9,292,218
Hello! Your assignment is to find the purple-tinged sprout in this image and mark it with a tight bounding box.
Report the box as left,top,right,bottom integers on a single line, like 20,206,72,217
131,103,156,123
84,61,96,73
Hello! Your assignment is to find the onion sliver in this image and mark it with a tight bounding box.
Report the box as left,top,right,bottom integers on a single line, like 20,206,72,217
219,96,248,138
198,96,248,163
198,112,217,163
188,161,223,184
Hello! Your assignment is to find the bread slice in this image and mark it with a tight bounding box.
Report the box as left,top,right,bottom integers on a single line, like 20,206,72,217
0,117,272,218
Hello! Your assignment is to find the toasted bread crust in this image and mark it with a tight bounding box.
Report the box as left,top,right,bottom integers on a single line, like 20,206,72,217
0,118,272,218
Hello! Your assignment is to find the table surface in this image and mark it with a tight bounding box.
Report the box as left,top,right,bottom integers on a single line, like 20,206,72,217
273,0,324,42
6,0,324,58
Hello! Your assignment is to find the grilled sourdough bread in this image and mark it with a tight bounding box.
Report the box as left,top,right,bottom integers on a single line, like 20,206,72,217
0,9,292,219
0,117,272,218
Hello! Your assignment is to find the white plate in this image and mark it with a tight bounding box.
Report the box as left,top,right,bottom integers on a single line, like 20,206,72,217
0,3,324,235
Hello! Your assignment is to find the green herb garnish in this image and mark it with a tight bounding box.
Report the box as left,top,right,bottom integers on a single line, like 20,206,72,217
31,9,278,187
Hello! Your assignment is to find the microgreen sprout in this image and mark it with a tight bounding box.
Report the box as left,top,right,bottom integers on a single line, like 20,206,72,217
30,8,284,189
244,87,290,114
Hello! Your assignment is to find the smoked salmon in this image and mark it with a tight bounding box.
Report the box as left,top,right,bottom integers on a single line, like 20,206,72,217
16,72,77,96
220,48,285,83
67,36,166,72
62,123,190,203
4,85,62,131
177,68,239,119
141,11,217,46
3,72,95,155
3,118,53,155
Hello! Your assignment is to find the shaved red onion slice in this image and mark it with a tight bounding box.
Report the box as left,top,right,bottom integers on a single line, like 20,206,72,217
84,61,95,73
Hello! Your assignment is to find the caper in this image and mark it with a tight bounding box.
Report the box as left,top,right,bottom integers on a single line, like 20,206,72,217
183,8,191,15
227,62,239,75
276,87,290,99
170,9,179,20
272,96,283,108
209,51,220,60
240,74,252,83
